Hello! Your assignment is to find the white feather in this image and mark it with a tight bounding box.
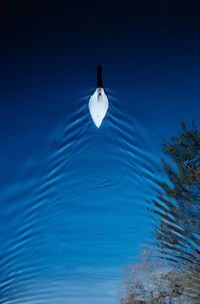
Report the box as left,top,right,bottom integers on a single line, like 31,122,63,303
88,88,109,128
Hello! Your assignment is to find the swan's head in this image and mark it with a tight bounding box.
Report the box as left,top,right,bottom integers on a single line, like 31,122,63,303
97,87,105,101
97,87,103,94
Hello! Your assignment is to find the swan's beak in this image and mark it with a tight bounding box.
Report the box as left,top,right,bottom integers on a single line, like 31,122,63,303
88,88,109,128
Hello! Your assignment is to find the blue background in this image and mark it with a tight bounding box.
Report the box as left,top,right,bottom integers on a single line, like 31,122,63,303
1,1,200,303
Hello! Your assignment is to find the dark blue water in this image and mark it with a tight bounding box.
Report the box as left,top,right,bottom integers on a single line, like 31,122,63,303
1,2,200,302
1,60,200,303
0,87,166,303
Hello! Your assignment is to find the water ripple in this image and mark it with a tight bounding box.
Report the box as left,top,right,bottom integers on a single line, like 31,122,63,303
0,91,160,303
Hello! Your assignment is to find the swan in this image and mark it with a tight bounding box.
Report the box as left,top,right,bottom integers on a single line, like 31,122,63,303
88,65,109,128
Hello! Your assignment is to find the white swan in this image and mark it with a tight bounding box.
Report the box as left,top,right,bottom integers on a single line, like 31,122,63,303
88,87,109,128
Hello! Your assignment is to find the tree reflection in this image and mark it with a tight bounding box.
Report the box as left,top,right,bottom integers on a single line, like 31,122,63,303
122,122,200,303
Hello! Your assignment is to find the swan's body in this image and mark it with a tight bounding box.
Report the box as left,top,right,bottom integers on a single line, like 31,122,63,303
88,87,109,128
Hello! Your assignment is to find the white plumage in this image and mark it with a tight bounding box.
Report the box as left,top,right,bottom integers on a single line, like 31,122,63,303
88,88,109,128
